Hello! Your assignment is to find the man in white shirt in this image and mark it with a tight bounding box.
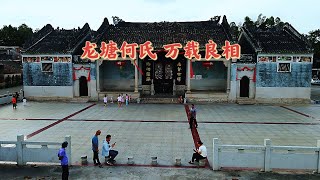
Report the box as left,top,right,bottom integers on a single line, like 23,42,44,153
189,140,207,164
102,134,118,166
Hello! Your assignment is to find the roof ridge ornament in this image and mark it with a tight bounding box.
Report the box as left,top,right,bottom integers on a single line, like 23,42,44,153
209,16,221,24
112,16,124,25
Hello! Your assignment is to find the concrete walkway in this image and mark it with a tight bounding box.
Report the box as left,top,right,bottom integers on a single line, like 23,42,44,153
1,164,320,180
1,101,320,179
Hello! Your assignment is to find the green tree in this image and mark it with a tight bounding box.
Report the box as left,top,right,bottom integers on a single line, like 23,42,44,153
307,29,320,59
0,24,33,46
0,25,18,45
243,14,285,30
17,24,33,46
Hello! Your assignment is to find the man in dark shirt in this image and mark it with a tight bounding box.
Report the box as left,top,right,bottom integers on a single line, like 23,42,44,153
189,104,198,128
92,130,102,167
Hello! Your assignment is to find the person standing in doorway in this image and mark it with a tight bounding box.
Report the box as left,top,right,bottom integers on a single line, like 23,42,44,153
189,104,198,128
58,141,69,180
92,130,102,167
22,97,27,106
103,95,108,107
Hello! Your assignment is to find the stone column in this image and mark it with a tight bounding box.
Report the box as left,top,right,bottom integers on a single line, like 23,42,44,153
227,60,231,93
173,79,176,96
17,134,24,165
96,60,100,92
212,138,219,170
134,59,138,93
151,79,155,95
186,59,191,93
65,135,71,165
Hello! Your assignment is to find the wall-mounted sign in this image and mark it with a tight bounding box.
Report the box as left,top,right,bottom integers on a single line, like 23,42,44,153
81,40,241,61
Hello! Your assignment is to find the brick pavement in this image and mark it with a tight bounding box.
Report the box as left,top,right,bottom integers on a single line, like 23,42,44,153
1,101,320,168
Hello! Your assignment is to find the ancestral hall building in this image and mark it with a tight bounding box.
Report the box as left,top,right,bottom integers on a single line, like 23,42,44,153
22,16,313,103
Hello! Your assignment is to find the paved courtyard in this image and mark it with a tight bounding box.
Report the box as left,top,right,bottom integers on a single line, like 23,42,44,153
1,100,320,170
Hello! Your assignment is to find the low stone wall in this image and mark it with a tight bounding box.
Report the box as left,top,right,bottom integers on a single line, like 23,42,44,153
24,86,73,98
25,96,75,102
255,98,311,104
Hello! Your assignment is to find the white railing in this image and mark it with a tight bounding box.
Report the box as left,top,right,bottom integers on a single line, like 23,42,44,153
213,138,320,173
0,135,71,165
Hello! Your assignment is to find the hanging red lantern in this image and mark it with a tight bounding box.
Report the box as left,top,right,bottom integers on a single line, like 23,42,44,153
115,61,126,69
202,61,214,70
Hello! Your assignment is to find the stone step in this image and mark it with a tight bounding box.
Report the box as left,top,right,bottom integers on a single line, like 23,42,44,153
140,98,180,104
186,92,229,103
69,97,89,103
236,98,256,105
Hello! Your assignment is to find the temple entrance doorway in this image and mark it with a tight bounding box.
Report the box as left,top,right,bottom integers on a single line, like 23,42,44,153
79,76,88,96
240,76,249,97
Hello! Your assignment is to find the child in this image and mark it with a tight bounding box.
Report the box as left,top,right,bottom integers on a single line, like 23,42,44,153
178,96,183,104
117,94,121,107
12,96,17,109
129,94,131,103
23,97,27,106
121,94,125,107
103,95,108,106
125,94,129,106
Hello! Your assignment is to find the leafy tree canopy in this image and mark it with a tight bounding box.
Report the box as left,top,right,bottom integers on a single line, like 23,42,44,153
0,24,33,46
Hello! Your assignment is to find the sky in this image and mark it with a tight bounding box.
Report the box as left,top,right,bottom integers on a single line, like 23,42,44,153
0,0,319,34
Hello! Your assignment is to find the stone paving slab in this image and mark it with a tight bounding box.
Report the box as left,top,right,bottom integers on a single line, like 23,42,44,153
27,121,195,166
285,104,320,119
70,103,187,121
2,101,320,170
2,165,320,180
195,104,316,123
0,102,91,119
0,120,55,141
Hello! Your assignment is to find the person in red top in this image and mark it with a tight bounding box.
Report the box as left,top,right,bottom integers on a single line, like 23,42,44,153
12,95,17,109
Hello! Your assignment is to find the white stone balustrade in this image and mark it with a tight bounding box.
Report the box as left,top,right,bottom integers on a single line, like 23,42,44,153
0,135,71,165
213,138,320,173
